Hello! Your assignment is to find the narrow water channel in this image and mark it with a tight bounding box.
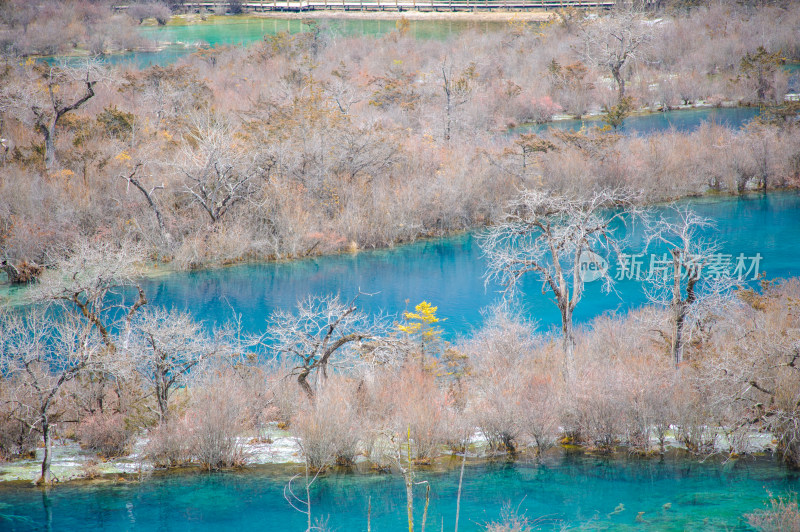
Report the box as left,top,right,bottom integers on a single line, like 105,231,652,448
126,192,800,339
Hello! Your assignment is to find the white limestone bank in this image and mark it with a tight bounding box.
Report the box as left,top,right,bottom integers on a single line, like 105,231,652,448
0,424,779,484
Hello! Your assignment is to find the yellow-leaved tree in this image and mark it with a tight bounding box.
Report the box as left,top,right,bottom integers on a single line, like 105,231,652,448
398,300,469,382
398,300,444,369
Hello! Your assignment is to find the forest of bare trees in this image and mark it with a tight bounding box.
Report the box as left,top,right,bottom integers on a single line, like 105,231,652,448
1,1,800,528
0,1,798,274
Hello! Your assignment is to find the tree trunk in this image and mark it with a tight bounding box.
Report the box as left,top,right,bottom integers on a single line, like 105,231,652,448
672,300,687,367
420,484,430,532
42,122,57,170
38,416,52,485
156,379,169,423
305,461,313,532
454,449,466,532
444,91,451,142
611,63,625,103
298,370,314,399
561,308,575,383
405,472,414,532
671,252,697,368
125,170,174,247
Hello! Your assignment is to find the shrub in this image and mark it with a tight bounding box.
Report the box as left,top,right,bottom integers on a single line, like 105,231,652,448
747,493,800,532
290,379,361,469
485,504,534,532
462,313,541,454
188,380,250,470
519,375,559,453
390,366,457,461
145,418,192,468
0,409,37,461
77,412,131,458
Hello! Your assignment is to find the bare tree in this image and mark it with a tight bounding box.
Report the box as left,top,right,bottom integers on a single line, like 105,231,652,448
128,308,213,423
180,112,267,224
325,61,362,115
0,61,102,169
120,164,173,247
31,241,148,417
0,308,102,484
267,294,389,398
125,2,172,25
480,189,639,382
440,57,476,142
578,9,652,104
644,207,737,366
33,241,147,353
547,60,595,118
702,281,800,468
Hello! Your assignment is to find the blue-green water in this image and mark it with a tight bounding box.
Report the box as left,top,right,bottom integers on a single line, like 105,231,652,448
0,455,797,531
141,16,502,44
129,192,800,339
96,16,504,69
515,107,761,137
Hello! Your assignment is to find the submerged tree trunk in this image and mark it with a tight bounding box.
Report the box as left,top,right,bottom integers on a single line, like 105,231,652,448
454,450,466,532
405,471,414,532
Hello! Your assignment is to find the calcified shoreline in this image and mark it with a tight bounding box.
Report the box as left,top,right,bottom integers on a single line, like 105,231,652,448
0,423,779,484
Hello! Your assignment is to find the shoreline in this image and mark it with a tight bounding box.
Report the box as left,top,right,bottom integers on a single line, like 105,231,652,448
0,425,780,486
1,188,798,296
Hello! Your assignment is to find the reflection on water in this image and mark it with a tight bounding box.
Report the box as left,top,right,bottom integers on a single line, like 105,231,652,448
0,454,797,531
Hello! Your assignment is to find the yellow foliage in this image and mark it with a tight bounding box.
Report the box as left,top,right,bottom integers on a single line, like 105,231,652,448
398,301,443,339
115,151,132,161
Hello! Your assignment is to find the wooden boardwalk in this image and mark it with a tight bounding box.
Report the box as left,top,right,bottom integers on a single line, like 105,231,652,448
117,0,619,13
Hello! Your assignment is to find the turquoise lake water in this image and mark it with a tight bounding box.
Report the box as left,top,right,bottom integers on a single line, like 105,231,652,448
515,106,762,137
1,454,798,531
120,192,800,340
98,16,505,69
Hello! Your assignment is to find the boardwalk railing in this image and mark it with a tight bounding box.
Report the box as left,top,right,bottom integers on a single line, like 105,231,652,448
115,0,621,13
